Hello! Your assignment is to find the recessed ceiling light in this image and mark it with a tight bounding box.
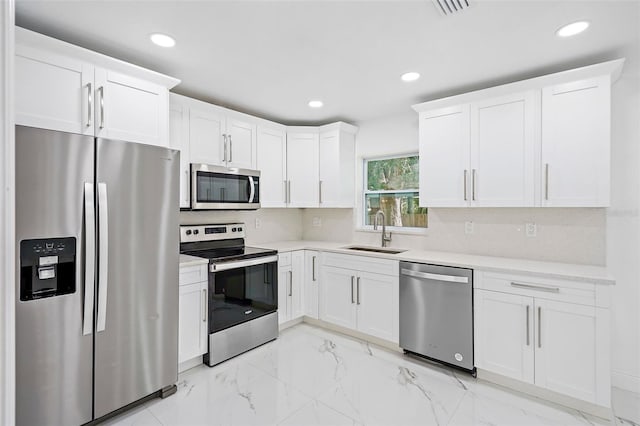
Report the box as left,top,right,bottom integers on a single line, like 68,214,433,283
556,21,590,38
150,33,176,47
308,100,323,108
401,72,421,82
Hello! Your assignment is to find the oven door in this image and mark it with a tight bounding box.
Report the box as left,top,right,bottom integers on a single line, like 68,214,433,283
209,256,278,333
191,163,260,210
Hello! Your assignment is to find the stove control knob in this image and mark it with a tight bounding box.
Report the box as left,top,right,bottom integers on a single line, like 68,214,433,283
193,229,199,235
186,230,192,235
238,227,243,232
232,227,237,232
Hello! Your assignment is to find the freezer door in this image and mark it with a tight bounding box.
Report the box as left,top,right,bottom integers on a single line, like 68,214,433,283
94,138,179,418
15,126,95,426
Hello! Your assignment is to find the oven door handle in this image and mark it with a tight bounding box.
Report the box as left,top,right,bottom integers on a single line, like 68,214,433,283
248,176,255,203
210,255,278,272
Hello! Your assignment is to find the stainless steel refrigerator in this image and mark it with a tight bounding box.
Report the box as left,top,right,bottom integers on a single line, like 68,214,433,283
15,125,179,425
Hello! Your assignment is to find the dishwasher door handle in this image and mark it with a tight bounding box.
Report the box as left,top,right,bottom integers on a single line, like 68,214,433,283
400,268,469,284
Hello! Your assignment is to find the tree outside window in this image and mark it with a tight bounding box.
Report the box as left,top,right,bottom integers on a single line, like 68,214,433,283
364,155,427,229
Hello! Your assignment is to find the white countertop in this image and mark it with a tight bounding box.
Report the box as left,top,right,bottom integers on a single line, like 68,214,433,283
252,240,615,285
179,254,209,267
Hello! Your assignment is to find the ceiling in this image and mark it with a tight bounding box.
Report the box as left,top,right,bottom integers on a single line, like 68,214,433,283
15,0,640,126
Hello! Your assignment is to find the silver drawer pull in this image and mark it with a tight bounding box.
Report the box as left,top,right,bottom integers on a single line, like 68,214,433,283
400,268,469,283
510,282,560,293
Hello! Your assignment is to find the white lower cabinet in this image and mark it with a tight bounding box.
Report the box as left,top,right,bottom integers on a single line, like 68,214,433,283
474,271,611,407
178,264,208,367
304,251,320,319
278,251,304,325
319,254,399,344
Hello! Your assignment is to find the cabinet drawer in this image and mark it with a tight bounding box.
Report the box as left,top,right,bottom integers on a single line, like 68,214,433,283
278,252,292,267
322,252,398,276
476,271,596,307
179,264,208,286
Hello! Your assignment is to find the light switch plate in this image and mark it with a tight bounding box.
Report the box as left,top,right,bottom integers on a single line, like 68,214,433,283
465,221,474,234
526,222,537,237
255,218,261,229
312,217,322,227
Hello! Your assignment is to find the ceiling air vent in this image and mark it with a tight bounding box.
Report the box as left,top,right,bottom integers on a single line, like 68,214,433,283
433,0,471,16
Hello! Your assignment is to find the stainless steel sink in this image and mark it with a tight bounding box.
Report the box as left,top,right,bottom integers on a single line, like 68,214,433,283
342,245,407,255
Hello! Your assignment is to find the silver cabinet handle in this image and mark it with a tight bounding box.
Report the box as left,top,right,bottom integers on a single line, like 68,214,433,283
537,306,542,348
184,170,190,205
472,169,476,201
525,305,530,346
356,276,361,305
83,182,96,336
98,86,104,129
312,256,316,281
288,270,293,296
319,180,323,204
228,135,233,163
463,169,468,201
544,163,549,201
283,180,288,204
351,276,355,304
288,181,291,204
202,289,207,322
97,182,109,332
510,282,560,293
223,134,228,163
400,268,469,283
86,83,92,128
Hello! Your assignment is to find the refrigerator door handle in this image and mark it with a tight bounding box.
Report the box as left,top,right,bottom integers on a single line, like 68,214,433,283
83,182,96,336
97,182,109,332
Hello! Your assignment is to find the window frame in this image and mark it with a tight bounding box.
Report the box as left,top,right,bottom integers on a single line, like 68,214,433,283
360,153,427,233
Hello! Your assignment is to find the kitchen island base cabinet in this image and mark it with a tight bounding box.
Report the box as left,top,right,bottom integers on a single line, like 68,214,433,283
474,270,611,410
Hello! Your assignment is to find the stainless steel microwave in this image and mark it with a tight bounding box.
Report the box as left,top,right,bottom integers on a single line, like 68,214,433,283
190,164,260,210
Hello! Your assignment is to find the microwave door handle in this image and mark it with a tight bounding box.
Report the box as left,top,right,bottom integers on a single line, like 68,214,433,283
249,176,255,203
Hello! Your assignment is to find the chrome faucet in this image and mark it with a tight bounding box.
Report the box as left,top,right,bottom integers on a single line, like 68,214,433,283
373,210,392,248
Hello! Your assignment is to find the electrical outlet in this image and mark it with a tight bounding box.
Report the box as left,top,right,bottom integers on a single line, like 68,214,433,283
526,222,537,237
465,221,474,234
255,218,261,229
312,217,322,227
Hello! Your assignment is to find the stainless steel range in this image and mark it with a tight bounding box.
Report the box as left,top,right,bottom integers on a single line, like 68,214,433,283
179,223,279,366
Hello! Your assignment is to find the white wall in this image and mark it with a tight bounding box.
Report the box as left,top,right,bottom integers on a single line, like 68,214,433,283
180,208,303,245
1,0,16,424
607,52,640,392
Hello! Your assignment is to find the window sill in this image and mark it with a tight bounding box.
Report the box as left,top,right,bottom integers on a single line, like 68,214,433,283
355,227,428,236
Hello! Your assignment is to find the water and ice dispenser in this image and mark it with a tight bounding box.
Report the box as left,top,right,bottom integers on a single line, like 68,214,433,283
20,237,77,301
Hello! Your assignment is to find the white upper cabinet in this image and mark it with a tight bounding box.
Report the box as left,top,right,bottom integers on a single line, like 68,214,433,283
169,98,191,208
15,28,179,147
257,125,287,208
94,68,168,147
287,131,320,208
419,105,470,207
413,59,623,208
541,77,610,207
225,115,257,170
470,91,538,207
319,124,357,208
188,101,225,166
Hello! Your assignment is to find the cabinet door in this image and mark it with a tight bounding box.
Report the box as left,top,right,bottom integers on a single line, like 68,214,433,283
534,299,599,403
94,68,168,146
287,133,319,207
178,282,208,364
319,266,357,330
356,271,399,343
189,104,225,166
15,46,94,136
290,251,305,320
470,91,537,207
419,105,471,207
541,76,610,207
169,100,191,208
319,130,355,208
278,266,291,324
256,126,287,207
226,116,257,169
474,290,534,383
304,251,320,319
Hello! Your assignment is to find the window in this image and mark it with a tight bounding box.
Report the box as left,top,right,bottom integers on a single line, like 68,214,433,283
364,155,427,229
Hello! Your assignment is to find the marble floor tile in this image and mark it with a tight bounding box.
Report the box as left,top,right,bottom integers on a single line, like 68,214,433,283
105,323,625,426
612,387,640,426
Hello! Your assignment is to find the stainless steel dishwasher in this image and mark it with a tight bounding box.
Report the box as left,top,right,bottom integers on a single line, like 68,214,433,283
399,262,475,375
